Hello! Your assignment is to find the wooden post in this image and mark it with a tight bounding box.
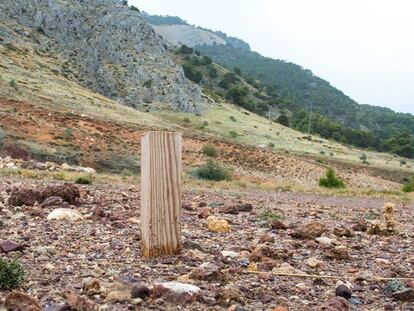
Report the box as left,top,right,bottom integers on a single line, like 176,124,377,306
140,131,182,258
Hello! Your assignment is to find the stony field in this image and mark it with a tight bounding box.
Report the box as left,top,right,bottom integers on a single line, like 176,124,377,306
0,175,413,311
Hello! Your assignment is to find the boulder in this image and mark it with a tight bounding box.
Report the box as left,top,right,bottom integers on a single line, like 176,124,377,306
291,222,326,239
153,282,201,305
47,208,83,221
207,216,230,233
5,291,42,311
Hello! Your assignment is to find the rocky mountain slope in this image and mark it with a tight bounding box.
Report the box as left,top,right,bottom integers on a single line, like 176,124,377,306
0,0,206,113
153,25,226,47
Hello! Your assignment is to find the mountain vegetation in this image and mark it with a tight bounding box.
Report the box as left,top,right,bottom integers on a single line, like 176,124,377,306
144,14,414,159
197,43,414,157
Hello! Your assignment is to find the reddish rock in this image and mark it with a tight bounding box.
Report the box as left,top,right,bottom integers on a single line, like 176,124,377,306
131,281,151,299
238,203,253,212
318,296,350,311
324,246,349,260
64,291,96,311
198,207,213,219
0,240,25,253
220,205,240,214
38,183,80,205
333,225,354,237
182,202,194,211
8,183,80,207
5,291,42,311
392,288,414,301
272,307,288,311
270,220,288,230
189,262,225,282
40,196,66,208
351,220,368,232
8,188,39,206
198,201,207,207
291,222,326,239
259,234,275,243
250,245,291,261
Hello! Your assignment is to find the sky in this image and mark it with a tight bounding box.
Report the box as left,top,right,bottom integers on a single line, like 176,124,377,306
132,0,414,114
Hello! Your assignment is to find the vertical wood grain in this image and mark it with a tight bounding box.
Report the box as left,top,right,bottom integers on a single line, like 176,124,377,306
140,131,182,258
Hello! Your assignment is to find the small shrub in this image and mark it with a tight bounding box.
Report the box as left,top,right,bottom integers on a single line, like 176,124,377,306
121,169,135,177
0,127,5,146
182,117,191,123
63,128,73,142
9,79,18,90
229,116,237,122
195,160,231,181
202,121,209,126
400,160,407,166
142,80,152,88
229,130,239,138
360,153,368,164
259,208,283,226
0,257,25,290
52,172,67,181
130,5,139,12
319,167,345,188
268,142,275,148
75,175,93,185
402,177,414,193
202,144,218,157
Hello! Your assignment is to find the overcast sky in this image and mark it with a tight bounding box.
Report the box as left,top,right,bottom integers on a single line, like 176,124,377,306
132,0,414,114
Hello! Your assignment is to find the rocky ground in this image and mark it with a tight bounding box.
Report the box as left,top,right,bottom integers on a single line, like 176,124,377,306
0,176,413,310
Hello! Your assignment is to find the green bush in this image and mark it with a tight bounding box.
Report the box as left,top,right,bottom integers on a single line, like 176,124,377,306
0,127,5,146
229,116,237,122
179,45,194,54
259,208,283,226
402,177,414,193
207,65,217,78
75,175,93,185
195,160,231,181
277,113,290,127
9,79,18,90
182,64,202,83
319,167,345,188
229,130,239,138
0,257,25,290
202,144,218,157
360,153,368,164
63,128,73,142
130,5,140,12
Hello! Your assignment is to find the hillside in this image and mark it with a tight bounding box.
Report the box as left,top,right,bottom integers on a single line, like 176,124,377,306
0,0,206,113
1,3,414,311
145,14,414,158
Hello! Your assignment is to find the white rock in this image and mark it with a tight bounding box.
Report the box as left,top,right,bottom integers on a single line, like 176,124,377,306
5,162,16,168
155,282,200,295
47,208,83,221
61,163,72,171
375,258,390,265
83,167,96,174
315,236,333,245
306,257,323,268
221,251,239,258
